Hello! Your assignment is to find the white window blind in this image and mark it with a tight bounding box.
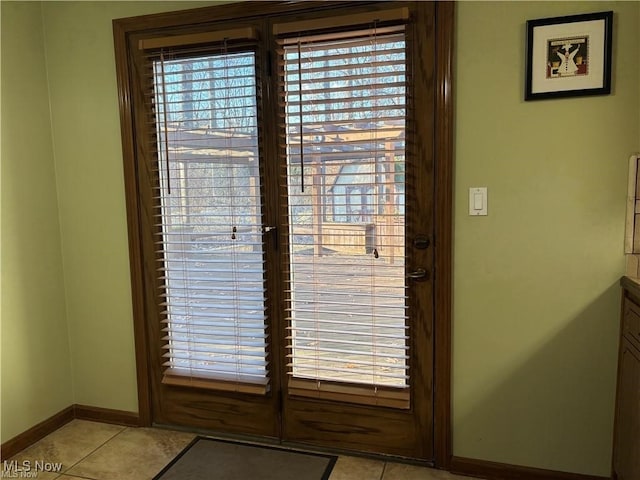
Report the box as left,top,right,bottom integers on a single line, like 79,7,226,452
278,26,409,398
150,46,269,394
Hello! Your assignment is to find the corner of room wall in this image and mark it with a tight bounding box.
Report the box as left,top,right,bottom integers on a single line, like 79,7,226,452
453,1,638,477
40,0,221,414
0,1,74,442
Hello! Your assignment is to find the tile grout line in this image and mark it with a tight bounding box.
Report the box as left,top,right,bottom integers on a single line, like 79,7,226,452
55,474,95,480
61,425,130,478
379,462,388,480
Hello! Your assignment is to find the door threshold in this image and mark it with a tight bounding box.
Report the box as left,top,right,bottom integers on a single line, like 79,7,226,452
152,422,435,468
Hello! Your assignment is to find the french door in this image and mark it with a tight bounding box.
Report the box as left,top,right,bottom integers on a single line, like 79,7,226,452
117,2,438,461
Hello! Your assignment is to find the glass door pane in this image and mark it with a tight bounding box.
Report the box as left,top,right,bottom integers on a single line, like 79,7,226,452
282,30,409,395
154,49,269,391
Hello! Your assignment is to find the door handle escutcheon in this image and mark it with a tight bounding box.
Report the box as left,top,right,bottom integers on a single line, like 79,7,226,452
413,236,430,249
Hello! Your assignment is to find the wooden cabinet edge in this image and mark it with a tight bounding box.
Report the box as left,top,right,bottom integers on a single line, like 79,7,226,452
613,280,640,480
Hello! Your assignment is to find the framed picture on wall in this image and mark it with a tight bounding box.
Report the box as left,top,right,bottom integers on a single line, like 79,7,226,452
525,11,613,101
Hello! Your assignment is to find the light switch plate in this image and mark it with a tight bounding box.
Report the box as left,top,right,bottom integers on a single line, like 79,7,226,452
469,187,487,216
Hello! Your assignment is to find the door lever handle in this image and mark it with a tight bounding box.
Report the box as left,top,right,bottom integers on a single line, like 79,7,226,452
263,225,278,250
407,268,428,280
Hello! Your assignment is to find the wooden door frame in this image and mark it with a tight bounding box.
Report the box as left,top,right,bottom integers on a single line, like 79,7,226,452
433,1,454,470
113,0,454,469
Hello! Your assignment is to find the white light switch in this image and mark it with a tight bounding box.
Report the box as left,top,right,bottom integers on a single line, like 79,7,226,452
474,192,483,210
469,187,487,216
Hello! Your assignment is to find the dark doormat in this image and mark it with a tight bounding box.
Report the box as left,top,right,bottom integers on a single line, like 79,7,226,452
153,437,338,480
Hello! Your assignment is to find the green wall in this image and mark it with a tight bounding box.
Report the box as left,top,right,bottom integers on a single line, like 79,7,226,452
1,0,638,476
40,0,218,414
0,1,73,442
454,2,639,476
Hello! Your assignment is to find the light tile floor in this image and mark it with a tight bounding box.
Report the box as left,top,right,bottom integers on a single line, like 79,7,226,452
2,420,480,480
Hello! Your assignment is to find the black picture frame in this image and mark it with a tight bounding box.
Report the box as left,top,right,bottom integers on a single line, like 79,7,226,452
525,11,613,101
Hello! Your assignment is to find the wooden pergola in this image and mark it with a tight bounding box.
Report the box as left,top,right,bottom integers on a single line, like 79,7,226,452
163,121,405,261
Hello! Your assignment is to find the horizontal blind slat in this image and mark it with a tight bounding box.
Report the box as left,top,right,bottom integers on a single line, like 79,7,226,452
139,27,256,50
273,10,408,36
